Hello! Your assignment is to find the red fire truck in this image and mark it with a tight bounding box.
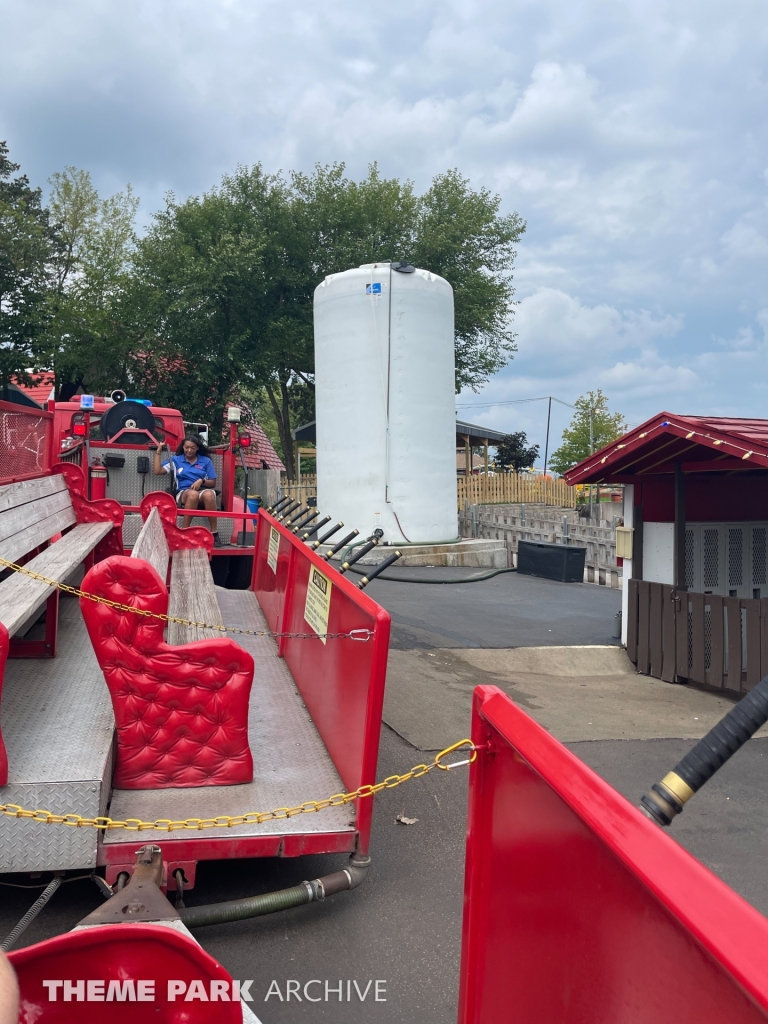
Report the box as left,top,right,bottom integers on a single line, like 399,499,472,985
51,390,257,585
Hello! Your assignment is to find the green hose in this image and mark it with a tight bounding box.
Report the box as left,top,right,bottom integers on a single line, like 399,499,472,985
342,565,517,585
178,855,371,929
179,883,311,928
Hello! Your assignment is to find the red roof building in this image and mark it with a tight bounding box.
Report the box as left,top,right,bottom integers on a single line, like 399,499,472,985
224,405,285,472
565,413,768,693
11,374,55,408
240,421,286,472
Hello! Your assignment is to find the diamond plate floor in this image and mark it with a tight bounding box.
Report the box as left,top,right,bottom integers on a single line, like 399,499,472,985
105,590,354,844
0,596,115,870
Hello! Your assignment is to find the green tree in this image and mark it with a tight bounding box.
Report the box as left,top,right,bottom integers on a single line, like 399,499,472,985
412,169,524,392
46,166,139,397
118,162,525,477
291,164,525,393
275,164,525,471
123,167,282,434
548,390,627,476
494,431,540,472
0,142,54,391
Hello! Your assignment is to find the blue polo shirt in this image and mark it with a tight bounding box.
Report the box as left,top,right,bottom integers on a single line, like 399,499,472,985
163,454,216,491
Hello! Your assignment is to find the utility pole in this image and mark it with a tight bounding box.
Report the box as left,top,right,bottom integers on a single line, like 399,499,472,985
589,405,595,521
543,397,552,476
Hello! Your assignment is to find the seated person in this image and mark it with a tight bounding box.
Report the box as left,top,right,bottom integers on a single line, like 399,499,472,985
153,434,221,545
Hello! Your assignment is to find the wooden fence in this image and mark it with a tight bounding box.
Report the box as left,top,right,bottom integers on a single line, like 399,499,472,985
627,579,768,693
457,473,575,509
279,475,318,507
280,472,576,510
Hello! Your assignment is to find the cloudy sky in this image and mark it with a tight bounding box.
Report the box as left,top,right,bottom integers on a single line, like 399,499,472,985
1,0,766,457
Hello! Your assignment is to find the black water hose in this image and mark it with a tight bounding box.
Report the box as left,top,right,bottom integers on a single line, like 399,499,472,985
322,529,359,561
283,505,310,527
640,674,768,826
310,522,344,549
277,501,301,522
291,509,320,533
302,515,331,540
338,540,379,573
179,855,371,929
340,565,518,585
357,551,402,589
268,496,293,515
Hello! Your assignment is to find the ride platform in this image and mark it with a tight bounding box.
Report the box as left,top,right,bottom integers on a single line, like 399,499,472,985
0,591,355,878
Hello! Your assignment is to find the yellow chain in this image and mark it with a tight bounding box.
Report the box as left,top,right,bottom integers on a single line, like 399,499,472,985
0,557,371,642
0,740,476,832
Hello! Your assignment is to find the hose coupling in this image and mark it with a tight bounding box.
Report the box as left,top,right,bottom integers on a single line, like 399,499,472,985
640,772,694,826
303,879,326,901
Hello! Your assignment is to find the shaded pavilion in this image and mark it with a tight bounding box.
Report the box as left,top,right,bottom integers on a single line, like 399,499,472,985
293,418,508,477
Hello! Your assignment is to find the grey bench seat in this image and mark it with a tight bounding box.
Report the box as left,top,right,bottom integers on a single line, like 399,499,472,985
132,506,223,644
0,472,120,787
0,475,114,640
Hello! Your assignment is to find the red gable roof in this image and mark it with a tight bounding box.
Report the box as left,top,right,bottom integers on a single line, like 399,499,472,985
11,374,55,408
242,423,286,471
224,402,286,472
564,413,768,486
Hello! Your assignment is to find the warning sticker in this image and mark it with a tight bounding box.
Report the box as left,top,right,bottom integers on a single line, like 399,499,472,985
304,566,332,644
267,526,280,574
366,282,382,294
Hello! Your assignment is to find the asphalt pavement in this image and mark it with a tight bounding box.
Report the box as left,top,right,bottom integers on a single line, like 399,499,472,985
356,565,621,649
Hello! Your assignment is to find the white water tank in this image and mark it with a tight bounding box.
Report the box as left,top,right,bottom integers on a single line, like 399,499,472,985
314,262,458,544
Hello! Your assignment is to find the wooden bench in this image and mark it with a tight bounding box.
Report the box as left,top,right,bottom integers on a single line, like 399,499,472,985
0,470,123,784
132,506,224,643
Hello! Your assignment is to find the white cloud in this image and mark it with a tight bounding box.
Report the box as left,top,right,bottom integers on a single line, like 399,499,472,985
599,355,699,397
720,218,768,260
1,0,767,441
512,288,683,378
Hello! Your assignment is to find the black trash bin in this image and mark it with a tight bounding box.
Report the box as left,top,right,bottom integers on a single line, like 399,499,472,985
517,539,586,583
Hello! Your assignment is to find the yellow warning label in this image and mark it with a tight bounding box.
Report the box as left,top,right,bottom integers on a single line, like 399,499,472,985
304,566,332,644
267,526,280,574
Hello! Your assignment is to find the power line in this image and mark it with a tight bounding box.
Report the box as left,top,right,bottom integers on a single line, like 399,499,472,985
456,396,576,410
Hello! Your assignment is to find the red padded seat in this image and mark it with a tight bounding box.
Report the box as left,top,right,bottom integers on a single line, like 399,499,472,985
9,923,243,1022
80,556,254,789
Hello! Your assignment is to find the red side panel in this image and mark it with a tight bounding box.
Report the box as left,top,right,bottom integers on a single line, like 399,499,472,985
252,511,391,853
0,623,8,785
458,686,768,1024
253,511,292,632
80,557,254,789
